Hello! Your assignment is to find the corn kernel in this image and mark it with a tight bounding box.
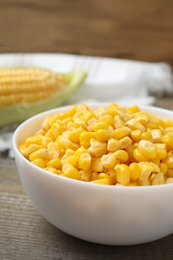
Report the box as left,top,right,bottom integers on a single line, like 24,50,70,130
101,154,116,168
46,158,62,169
133,148,148,162
130,129,141,142
79,132,96,148
129,162,140,181
25,136,42,146
62,163,81,180
119,136,132,149
135,112,149,125
138,140,158,159
96,127,114,142
139,162,160,182
150,129,162,143
113,127,131,140
113,150,129,162
115,164,130,186
78,153,91,171
29,148,49,161
107,138,120,152
19,144,29,158
141,132,153,142
90,178,110,185
32,158,46,168
80,169,91,182
68,127,83,143
91,158,103,172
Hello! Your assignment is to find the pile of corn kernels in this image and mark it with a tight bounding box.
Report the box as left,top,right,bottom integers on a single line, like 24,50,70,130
19,103,173,186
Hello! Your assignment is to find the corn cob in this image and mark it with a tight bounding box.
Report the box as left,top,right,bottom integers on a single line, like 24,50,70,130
0,67,67,106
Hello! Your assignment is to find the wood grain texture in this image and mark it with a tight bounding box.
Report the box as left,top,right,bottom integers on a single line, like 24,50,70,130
0,0,173,65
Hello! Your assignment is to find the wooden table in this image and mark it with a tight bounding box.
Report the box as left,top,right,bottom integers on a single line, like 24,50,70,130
1,0,173,259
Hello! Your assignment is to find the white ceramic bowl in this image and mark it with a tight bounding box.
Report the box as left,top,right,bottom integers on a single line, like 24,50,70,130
13,104,173,245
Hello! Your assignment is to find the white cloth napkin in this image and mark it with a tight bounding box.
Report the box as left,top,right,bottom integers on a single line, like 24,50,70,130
0,56,173,157
67,59,173,106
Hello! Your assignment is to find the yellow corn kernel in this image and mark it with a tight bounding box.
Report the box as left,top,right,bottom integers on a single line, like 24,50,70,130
81,111,96,123
29,148,49,161
62,163,81,180
141,131,153,142
91,158,103,172
150,172,164,185
138,140,158,159
150,129,162,143
150,158,160,166
46,158,62,169
135,112,149,125
126,105,140,113
90,178,110,185
99,115,114,126
74,147,87,160
68,127,83,143
76,104,89,114
133,148,148,162
125,144,136,163
129,162,140,181
162,151,173,169
155,143,167,160
146,123,160,130
159,163,168,175
44,129,54,139
165,177,173,184
99,173,110,179
114,115,125,128
126,118,146,132
107,138,120,152
25,136,42,146
61,154,77,167
119,136,132,149
113,150,129,162
90,172,99,181
137,179,150,186
44,166,60,174
80,169,91,182
42,116,51,132
162,133,173,149
96,127,114,142
41,136,52,147
19,144,29,158
113,127,131,140
79,132,96,148
139,162,160,182
86,117,97,131
101,154,116,168
115,164,130,186
130,129,141,142
31,158,46,168
73,118,85,129
27,144,44,155
166,169,173,178
93,121,108,131
90,138,106,148
57,137,78,150
78,153,91,171
50,122,64,139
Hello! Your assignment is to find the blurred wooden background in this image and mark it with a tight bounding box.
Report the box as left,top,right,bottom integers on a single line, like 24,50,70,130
0,0,173,65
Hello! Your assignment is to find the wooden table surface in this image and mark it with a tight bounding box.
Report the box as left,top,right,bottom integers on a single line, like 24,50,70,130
1,0,173,259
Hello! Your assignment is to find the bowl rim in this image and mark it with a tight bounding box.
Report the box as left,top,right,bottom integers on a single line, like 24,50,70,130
12,103,173,191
